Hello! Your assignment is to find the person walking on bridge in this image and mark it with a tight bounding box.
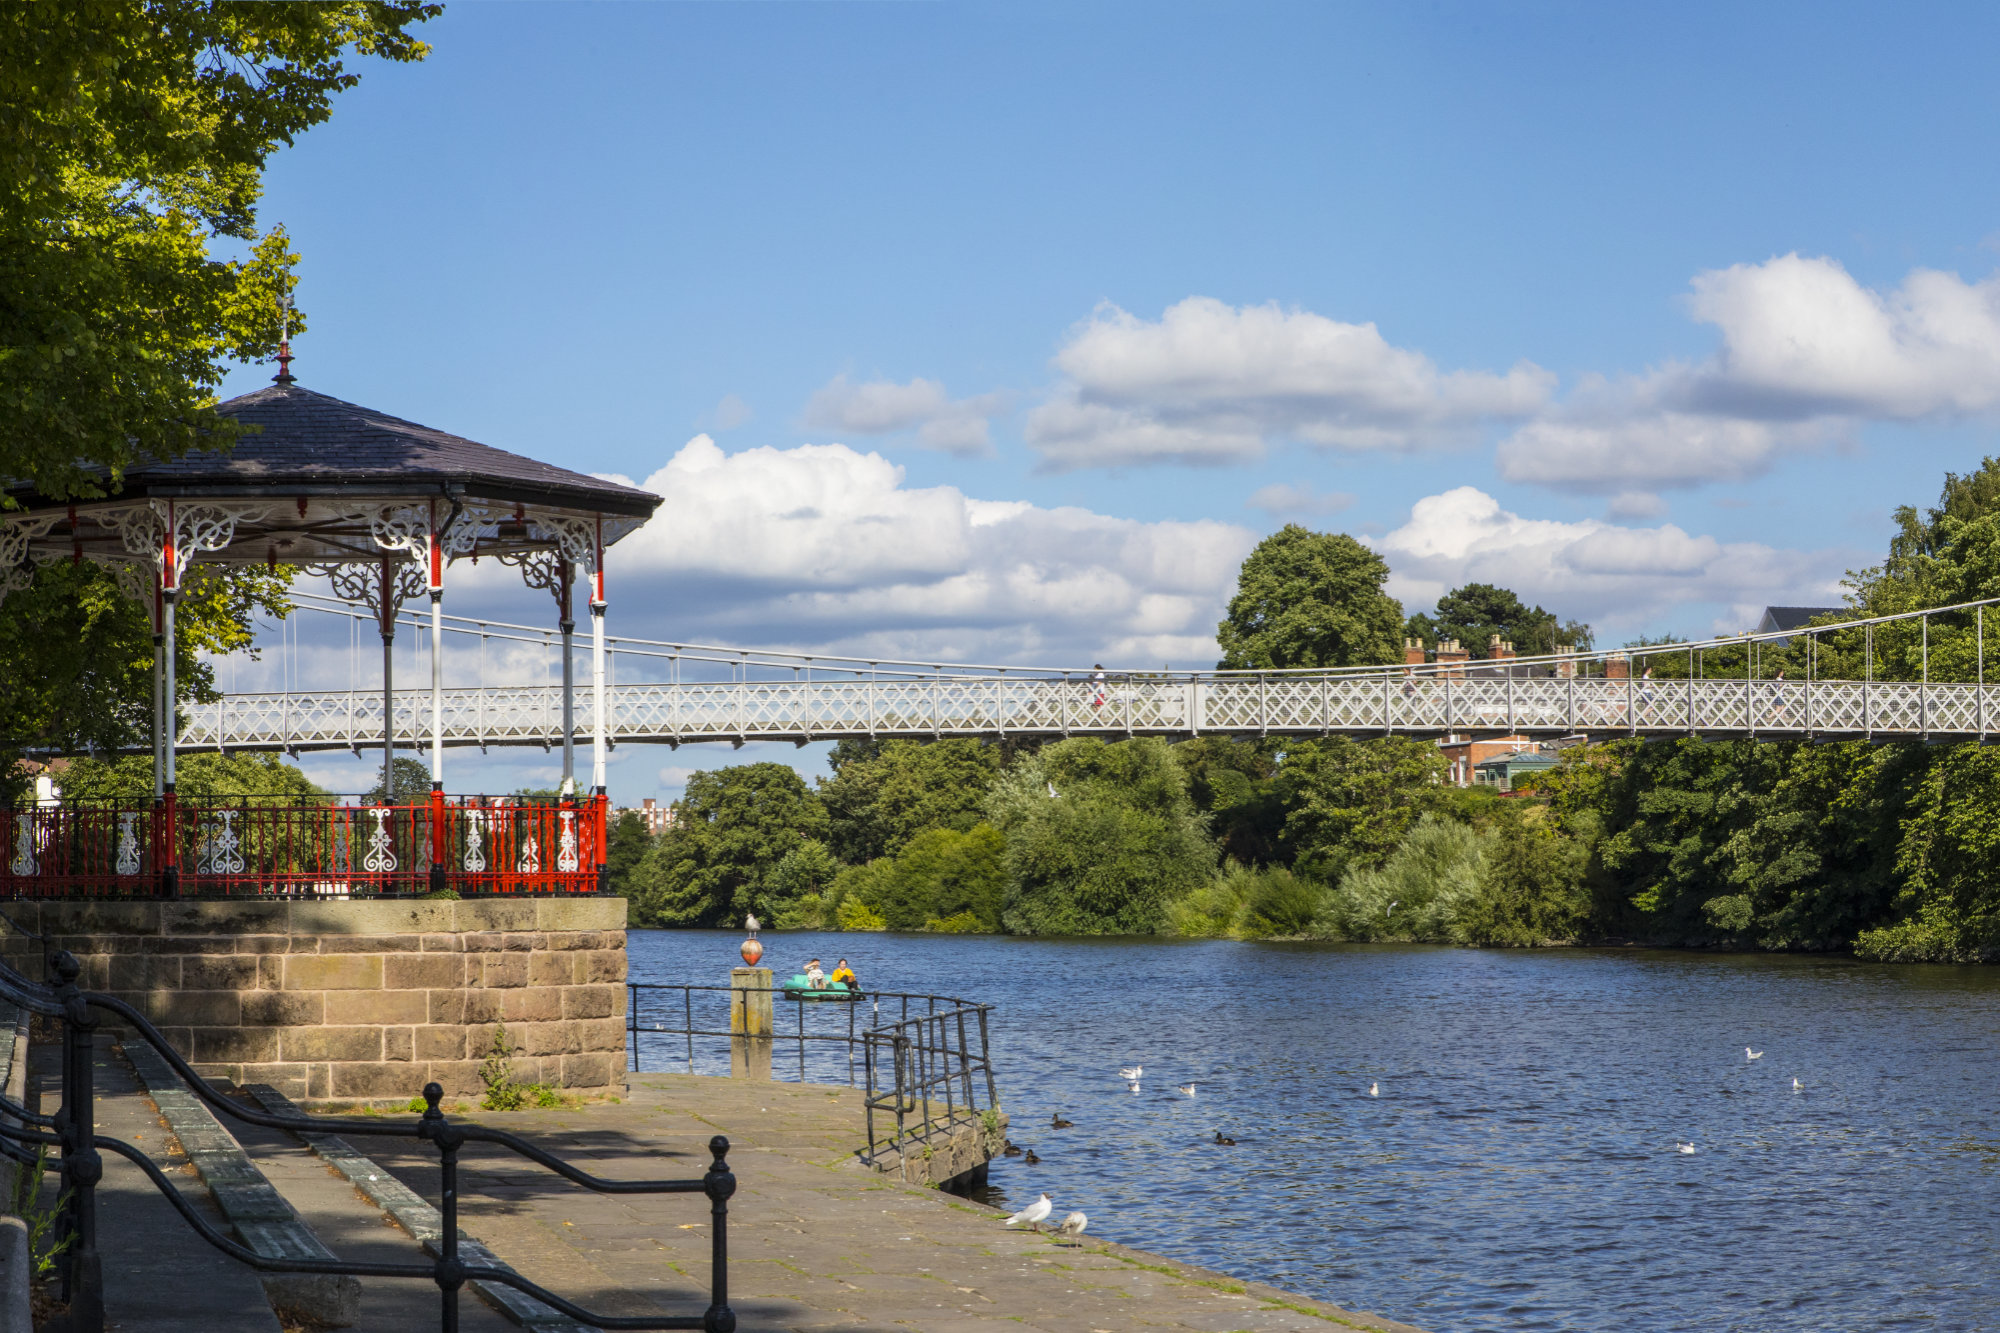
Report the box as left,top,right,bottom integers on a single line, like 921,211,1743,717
1091,664,1107,710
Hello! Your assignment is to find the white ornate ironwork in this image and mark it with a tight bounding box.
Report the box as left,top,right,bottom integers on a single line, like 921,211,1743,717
9,819,35,877
463,811,487,873
527,516,597,572
441,504,502,560
195,810,244,875
362,808,397,873
369,504,431,560
312,560,427,626
116,813,142,876
0,516,60,600
518,831,540,875
556,811,579,873
500,548,569,599
168,672,2000,753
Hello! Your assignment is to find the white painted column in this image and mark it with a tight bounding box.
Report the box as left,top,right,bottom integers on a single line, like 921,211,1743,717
590,538,607,794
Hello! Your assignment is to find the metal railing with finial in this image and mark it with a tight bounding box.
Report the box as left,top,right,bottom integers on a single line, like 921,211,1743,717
0,927,737,1332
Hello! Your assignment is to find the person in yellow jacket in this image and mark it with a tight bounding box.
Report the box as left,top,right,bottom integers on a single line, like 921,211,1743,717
830,959,858,990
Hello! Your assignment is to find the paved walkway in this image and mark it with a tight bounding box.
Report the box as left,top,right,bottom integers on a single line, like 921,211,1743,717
337,1073,1428,1333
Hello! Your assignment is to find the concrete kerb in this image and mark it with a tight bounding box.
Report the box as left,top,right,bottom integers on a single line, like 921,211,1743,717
123,1042,362,1327
243,1084,592,1333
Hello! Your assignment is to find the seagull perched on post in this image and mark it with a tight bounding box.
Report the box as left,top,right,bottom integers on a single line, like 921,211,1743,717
1006,1194,1052,1232
1057,1212,1089,1245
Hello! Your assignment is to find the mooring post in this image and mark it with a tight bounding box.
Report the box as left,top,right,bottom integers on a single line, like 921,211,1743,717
729,967,773,1080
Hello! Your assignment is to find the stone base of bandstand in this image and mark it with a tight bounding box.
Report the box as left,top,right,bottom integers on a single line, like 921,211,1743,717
0,897,628,1105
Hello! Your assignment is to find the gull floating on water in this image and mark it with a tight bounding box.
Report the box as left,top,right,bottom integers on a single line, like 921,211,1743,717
1746,1047,1763,1061
1119,1065,1143,1080
1677,1143,1696,1154
1792,1077,1803,1091
1178,1084,1196,1097
1127,1081,1141,1094
1368,1083,1378,1097
1057,1211,1089,1245
1006,1194,1053,1231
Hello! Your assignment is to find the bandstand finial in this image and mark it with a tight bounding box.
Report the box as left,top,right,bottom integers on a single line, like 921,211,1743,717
273,292,296,386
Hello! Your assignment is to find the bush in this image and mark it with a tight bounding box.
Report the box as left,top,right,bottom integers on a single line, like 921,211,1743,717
987,738,1216,935
1317,815,1489,941
1452,805,1592,946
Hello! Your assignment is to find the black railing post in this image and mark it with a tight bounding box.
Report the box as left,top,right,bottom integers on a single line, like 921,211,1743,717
628,984,640,1073
54,952,104,1332
419,1082,467,1332
702,1135,736,1333
975,1006,999,1109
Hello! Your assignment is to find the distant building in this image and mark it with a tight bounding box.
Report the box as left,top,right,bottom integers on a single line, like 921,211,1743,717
1438,735,1544,787
622,797,676,836
1755,605,1844,645
1472,750,1559,792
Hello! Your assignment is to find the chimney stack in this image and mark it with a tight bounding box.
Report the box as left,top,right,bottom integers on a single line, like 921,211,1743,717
1606,652,1631,681
1436,637,1469,679
1404,637,1427,666
1555,644,1576,679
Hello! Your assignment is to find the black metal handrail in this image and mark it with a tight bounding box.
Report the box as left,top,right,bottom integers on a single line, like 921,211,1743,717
0,949,736,1332
626,982,999,1169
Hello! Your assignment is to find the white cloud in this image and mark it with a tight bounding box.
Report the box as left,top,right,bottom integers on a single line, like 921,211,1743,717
803,375,1005,457
599,435,1257,665
1375,486,1849,631
1605,491,1668,520
1499,252,2000,493
712,394,753,430
1245,482,1357,517
1026,297,1553,470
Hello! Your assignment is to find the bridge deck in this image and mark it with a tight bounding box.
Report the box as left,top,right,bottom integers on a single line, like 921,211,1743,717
173,674,1999,751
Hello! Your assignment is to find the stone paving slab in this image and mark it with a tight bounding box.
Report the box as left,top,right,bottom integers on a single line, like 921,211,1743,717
334,1073,1430,1333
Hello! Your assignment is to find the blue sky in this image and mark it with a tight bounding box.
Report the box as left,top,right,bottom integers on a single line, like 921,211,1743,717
210,2,2000,800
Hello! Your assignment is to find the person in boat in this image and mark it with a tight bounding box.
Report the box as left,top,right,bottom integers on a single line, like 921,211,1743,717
831,958,857,990
804,958,826,989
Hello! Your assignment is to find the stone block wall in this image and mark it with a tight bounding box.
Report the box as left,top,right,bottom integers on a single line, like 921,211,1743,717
0,898,627,1105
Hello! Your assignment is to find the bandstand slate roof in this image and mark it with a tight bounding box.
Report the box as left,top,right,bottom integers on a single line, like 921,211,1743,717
8,381,661,518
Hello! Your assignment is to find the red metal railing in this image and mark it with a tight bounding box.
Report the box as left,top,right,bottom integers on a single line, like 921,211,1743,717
0,796,609,898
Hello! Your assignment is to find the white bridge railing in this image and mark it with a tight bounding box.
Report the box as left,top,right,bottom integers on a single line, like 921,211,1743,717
174,672,2000,752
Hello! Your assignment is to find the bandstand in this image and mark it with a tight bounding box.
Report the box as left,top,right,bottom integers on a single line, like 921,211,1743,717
0,350,661,901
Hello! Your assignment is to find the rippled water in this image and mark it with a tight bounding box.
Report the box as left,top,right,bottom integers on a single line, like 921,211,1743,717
628,932,2000,1332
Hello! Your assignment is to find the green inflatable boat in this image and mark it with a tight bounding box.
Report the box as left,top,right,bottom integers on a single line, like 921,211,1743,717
782,975,861,1001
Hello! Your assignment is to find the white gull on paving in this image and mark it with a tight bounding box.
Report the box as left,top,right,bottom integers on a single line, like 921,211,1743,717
1058,1212,1089,1245
1006,1194,1053,1231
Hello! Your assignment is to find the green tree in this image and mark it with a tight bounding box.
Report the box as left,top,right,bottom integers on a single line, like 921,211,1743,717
1172,738,1287,866
849,825,1007,932
0,1,436,494
630,764,829,927
0,562,291,795
1276,736,1448,881
1406,582,1592,657
818,739,1000,864
986,738,1216,935
58,750,325,802
364,757,433,804
1455,804,1592,946
604,809,652,899
1216,525,1404,669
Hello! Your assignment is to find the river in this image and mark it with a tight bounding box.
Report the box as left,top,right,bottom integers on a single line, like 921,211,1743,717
627,931,1999,1332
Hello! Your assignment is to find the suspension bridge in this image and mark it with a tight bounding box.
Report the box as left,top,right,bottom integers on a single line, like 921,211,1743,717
174,593,2000,754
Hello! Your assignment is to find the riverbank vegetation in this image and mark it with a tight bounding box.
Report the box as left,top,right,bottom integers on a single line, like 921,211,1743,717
624,461,2000,963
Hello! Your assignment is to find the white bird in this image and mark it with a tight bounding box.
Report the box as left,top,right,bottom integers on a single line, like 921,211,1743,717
1127,1081,1141,1094
1118,1065,1143,1080
1746,1047,1763,1061
1006,1194,1052,1231
1368,1083,1378,1097
1178,1083,1196,1097
1677,1143,1696,1155
744,914,760,932
1792,1077,1802,1091
1057,1211,1088,1245
1047,782,1059,798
